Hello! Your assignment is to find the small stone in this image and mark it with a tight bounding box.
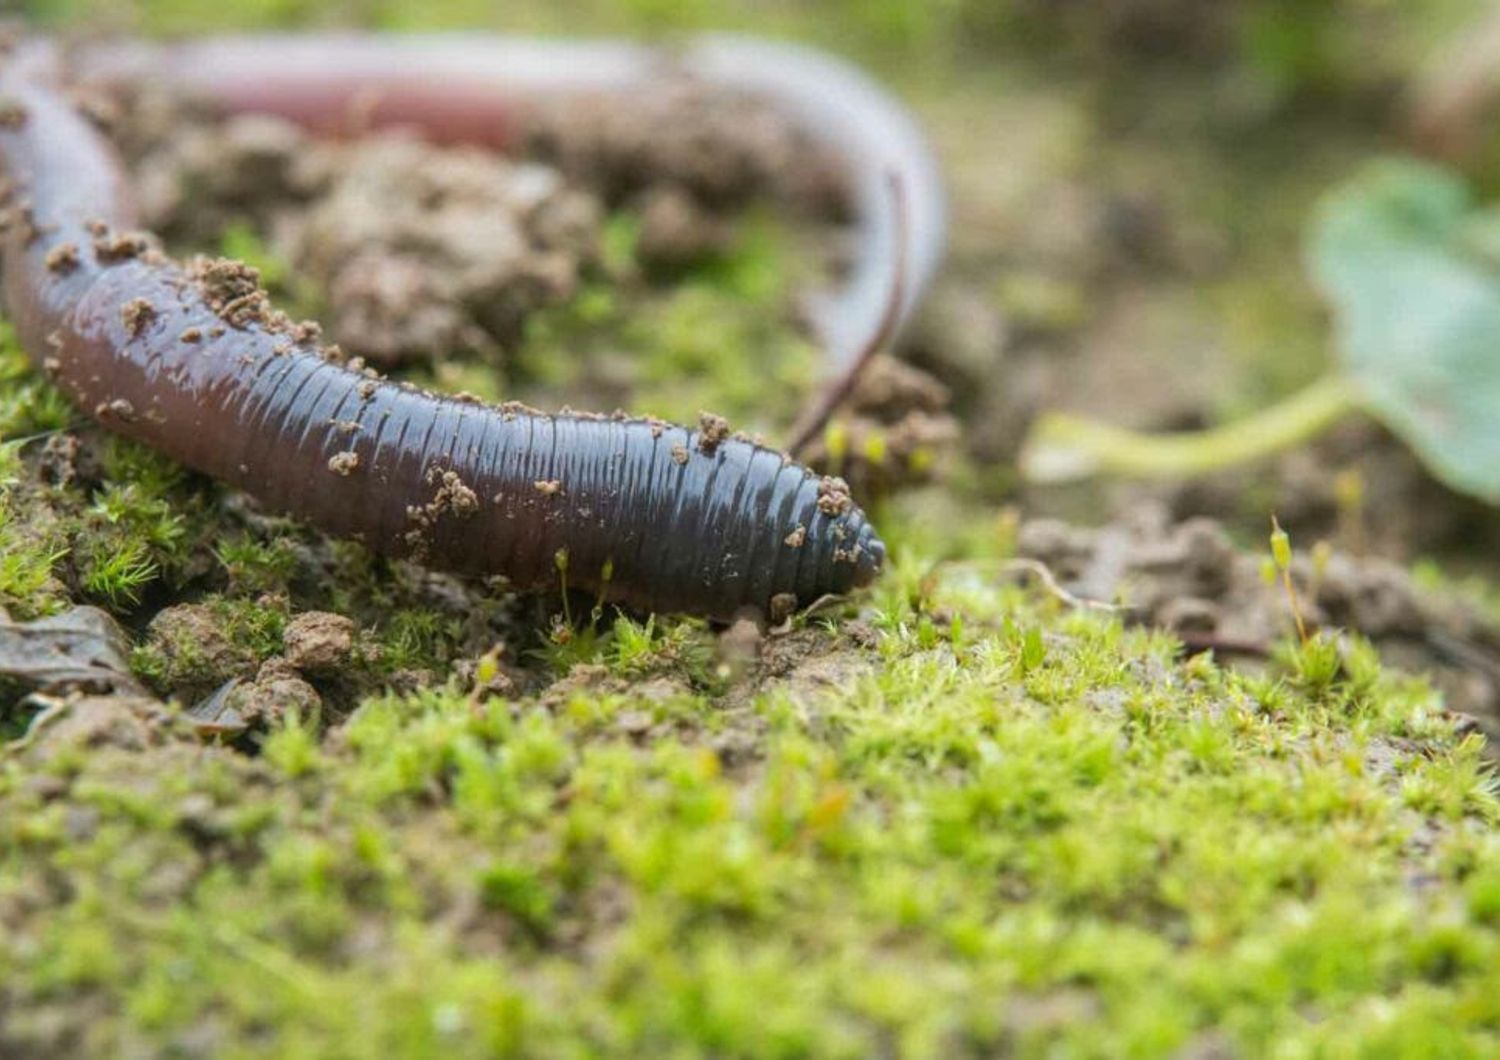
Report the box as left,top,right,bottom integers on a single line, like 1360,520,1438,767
282,612,357,674
231,658,320,725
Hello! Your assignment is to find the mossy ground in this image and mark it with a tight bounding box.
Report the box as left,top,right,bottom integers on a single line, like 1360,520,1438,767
7,0,1500,1056
6,591,1500,1056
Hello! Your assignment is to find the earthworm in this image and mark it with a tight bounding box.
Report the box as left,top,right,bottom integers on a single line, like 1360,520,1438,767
0,43,887,621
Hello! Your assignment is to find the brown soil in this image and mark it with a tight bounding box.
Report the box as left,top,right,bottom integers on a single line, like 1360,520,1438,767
106,77,849,372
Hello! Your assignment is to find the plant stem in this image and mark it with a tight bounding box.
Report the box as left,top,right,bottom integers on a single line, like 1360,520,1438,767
1020,373,1358,482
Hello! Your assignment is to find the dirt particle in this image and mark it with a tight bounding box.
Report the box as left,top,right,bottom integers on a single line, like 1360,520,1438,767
327,451,360,476
784,525,807,548
0,96,26,129
671,444,690,466
498,400,544,420
93,228,149,263
179,326,202,344
534,479,563,496
769,592,799,622
44,241,79,274
816,476,854,517
330,419,361,434
833,545,863,565
121,297,156,338
404,469,481,555
697,411,731,454
188,256,269,328
357,380,378,401
282,612,358,674
229,658,321,727
439,473,480,516
95,398,136,423
3,200,45,245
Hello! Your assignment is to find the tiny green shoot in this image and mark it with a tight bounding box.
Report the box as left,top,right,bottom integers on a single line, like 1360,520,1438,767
1269,514,1308,644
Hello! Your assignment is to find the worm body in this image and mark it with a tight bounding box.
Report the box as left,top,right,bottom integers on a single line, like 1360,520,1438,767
0,59,885,620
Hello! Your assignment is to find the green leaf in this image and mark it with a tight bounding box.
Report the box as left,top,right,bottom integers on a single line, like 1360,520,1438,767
1309,158,1500,502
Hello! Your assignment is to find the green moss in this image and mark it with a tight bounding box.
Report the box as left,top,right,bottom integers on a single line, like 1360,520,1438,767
519,214,818,432
605,615,715,679
534,610,718,682
0,327,72,618
215,534,300,596
3,310,223,615
0,321,74,441
0,447,69,620
373,608,468,675
54,439,209,611
6,568,1500,1055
